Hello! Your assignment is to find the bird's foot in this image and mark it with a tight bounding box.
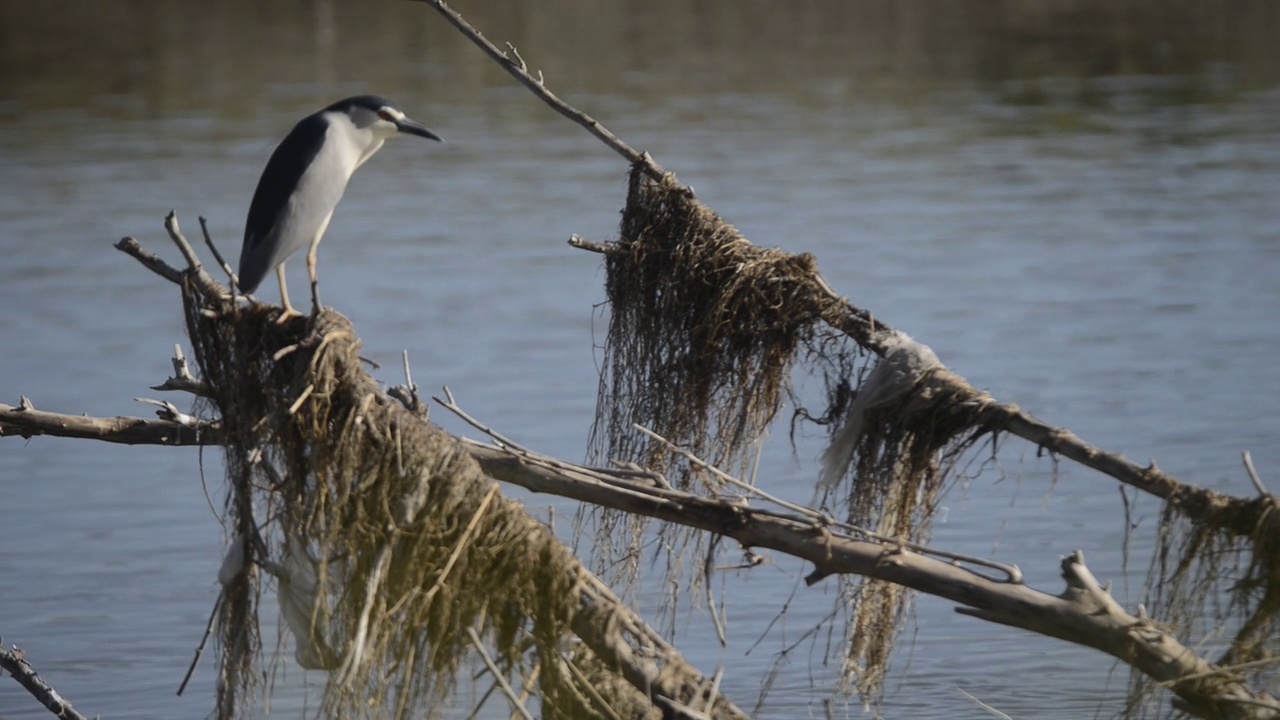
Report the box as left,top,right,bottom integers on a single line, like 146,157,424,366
275,306,305,324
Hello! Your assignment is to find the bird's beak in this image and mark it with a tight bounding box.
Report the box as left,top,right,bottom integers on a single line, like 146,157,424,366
395,117,443,142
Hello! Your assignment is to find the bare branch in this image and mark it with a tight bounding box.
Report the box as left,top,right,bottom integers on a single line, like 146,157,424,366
461,436,1277,718
433,386,532,453
0,401,218,446
466,627,535,720
14,225,1277,716
0,643,91,720
960,552,1280,719
634,423,1022,584
177,594,223,696
151,344,209,396
412,0,669,182
407,0,1270,544
115,213,228,304
1243,451,1270,497
387,350,428,418
134,397,202,426
198,216,237,286
165,210,203,274
115,236,184,284
567,234,623,255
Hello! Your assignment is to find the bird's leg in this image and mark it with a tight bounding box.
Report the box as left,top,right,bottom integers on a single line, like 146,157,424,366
307,242,322,316
275,263,304,324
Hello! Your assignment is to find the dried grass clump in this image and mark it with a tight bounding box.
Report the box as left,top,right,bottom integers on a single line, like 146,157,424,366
590,165,831,483
177,279,635,719
832,365,996,697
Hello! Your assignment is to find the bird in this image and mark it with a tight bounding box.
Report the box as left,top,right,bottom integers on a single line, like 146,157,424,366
237,95,442,320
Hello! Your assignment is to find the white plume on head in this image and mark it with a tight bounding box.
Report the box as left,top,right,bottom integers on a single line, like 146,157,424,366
818,331,942,492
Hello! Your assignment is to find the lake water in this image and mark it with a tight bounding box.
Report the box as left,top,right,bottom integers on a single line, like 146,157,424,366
1,2,1278,718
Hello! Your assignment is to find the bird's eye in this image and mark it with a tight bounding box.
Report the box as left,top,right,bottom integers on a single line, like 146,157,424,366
378,110,394,122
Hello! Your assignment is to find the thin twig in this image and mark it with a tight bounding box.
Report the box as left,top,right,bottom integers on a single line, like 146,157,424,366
177,593,224,696
422,484,500,605
957,687,1014,719
467,627,535,720
388,350,428,418
704,537,728,646
414,0,667,182
634,424,820,518
704,667,725,715
150,344,209,396
135,396,200,426
287,384,315,415
273,343,300,362
402,349,415,393
635,423,1023,583
336,541,395,685
198,216,237,285
558,653,625,720
463,679,500,720
433,386,531,453
1242,451,1270,497
512,662,543,720
165,210,204,273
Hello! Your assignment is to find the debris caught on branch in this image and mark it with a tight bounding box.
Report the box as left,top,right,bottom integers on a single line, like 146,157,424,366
104,214,750,720
587,164,1009,697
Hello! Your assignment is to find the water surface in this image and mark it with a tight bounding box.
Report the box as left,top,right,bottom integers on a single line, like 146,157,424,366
1,2,1278,718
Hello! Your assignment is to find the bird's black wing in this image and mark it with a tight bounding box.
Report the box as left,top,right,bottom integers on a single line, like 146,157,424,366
239,112,329,288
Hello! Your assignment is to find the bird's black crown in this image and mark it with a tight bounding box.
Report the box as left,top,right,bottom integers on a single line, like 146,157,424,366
325,95,400,115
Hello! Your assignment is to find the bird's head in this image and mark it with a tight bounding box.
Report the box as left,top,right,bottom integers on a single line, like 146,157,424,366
333,95,443,143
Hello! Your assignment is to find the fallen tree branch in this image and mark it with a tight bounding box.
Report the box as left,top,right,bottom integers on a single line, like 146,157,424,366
411,0,1270,545
462,439,1280,719
0,400,216,446
0,642,91,720
4,394,1277,716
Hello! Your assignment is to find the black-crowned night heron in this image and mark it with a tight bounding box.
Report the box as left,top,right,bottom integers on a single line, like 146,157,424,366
237,95,442,320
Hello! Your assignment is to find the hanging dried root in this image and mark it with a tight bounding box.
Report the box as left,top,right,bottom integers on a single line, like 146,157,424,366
589,165,1002,699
